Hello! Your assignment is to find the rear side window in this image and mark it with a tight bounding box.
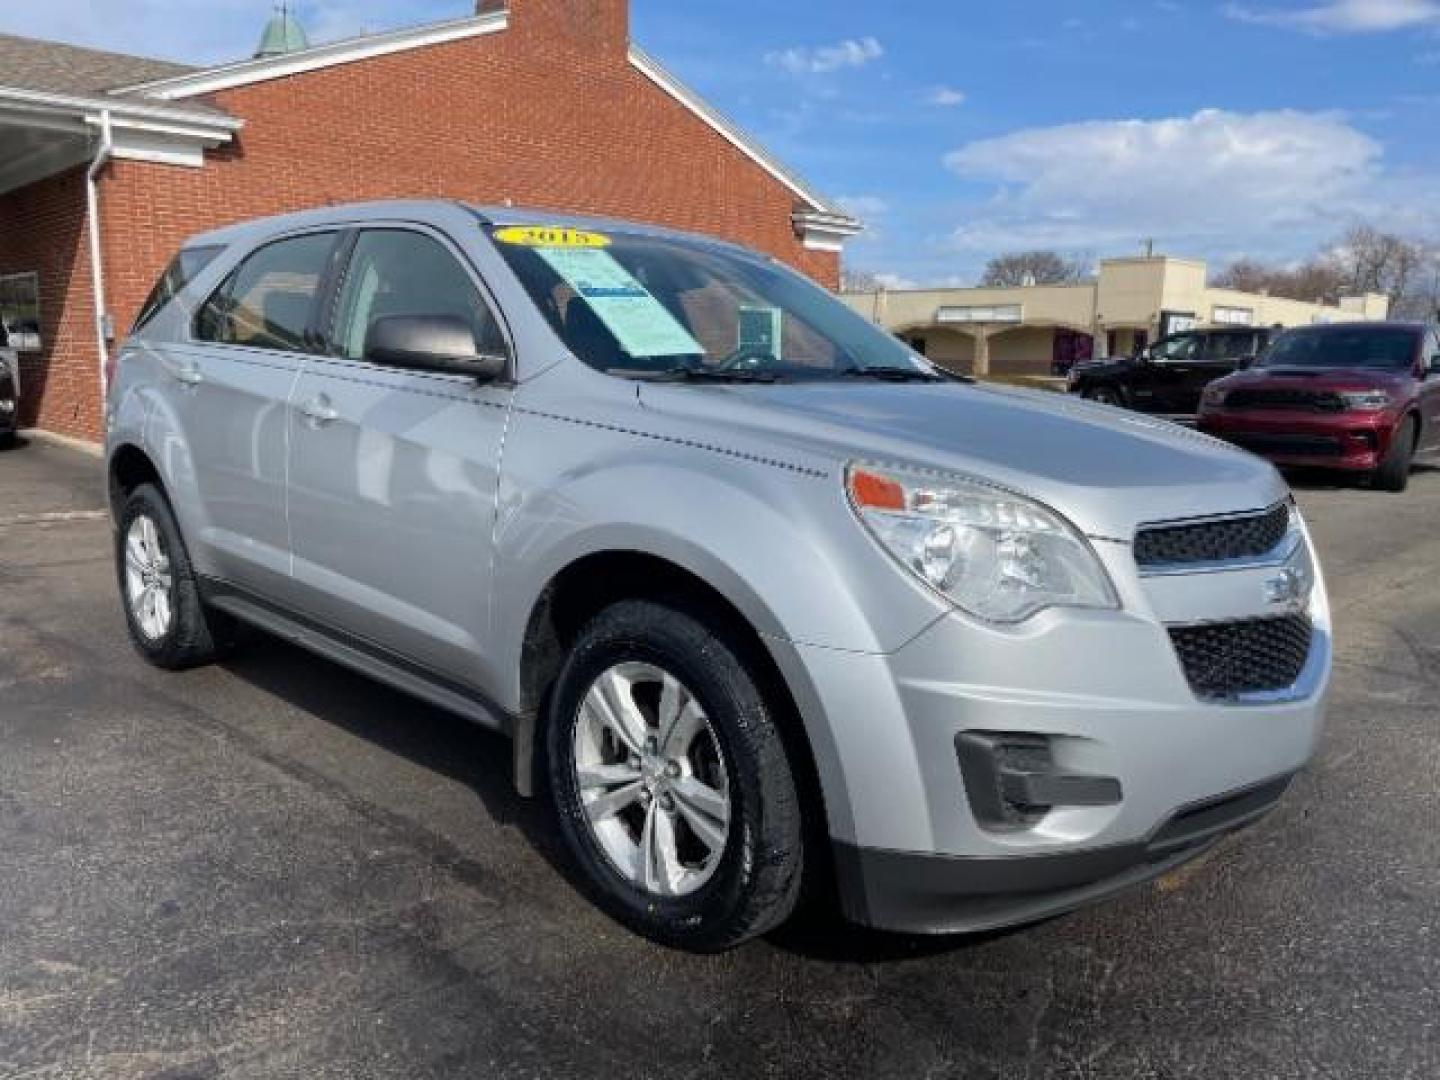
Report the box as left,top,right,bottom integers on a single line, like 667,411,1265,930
194,232,336,351
1204,333,1257,362
133,245,225,332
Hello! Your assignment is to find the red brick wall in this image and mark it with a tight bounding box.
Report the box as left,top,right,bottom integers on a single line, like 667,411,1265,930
15,0,842,441
0,167,104,439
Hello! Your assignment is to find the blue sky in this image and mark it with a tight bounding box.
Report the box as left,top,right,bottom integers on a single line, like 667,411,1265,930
7,0,1440,285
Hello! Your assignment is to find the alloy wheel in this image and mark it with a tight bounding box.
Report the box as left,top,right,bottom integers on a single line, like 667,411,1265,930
124,514,174,641
572,662,731,897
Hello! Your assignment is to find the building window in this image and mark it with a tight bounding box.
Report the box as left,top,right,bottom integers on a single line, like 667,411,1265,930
0,272,42,351
1212,305,1255,327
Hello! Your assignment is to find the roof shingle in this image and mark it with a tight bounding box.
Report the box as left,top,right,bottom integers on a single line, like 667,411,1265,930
0,32,195,97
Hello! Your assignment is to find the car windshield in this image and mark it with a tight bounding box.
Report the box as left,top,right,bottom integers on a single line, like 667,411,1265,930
1258,327,1417,370
1148,334,1199,361
485,224,938,382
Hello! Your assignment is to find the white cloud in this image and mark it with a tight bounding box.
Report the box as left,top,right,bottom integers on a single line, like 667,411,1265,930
926,86,967,107
1223,0,1440,33
764,37,884,76
942,109,1407,254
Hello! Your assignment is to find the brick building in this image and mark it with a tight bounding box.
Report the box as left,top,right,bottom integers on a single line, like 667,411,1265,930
0,0,860,443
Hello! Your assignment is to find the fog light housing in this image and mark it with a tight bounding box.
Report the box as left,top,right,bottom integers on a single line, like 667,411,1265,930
956,732,1123,831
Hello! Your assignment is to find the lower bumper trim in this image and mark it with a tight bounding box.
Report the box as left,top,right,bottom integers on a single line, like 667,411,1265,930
834,772,1295,935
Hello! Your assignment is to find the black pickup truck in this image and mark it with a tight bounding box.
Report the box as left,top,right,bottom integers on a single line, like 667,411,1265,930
1067,326,1274,419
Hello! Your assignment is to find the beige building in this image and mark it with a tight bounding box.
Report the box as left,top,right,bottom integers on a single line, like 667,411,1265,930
843,256,1391,378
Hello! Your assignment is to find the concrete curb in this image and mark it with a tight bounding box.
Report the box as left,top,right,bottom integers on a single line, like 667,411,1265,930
17,428,104,459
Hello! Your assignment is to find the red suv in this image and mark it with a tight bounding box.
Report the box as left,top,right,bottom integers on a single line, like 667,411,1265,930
1197,322,1440,492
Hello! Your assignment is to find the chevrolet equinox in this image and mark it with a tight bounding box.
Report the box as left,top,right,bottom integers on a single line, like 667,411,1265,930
106,202,1331,951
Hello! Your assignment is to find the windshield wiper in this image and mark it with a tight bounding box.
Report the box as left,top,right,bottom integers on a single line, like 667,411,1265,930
841,366,952,383
643,365,782,384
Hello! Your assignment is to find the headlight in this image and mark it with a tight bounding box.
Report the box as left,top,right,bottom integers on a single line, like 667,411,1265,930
1339,390,1391,412
846,463,1118,624
1201,386,1228,408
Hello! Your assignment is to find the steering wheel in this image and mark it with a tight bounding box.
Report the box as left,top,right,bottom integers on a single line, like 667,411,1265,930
716,344,780,372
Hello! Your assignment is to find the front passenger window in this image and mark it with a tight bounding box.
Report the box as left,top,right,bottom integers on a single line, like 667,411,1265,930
331,230,506,363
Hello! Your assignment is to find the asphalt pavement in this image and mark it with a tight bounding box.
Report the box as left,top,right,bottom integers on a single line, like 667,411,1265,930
1,434,1436,1079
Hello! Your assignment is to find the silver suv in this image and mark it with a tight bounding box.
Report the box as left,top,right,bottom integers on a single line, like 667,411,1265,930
106,201,1330,951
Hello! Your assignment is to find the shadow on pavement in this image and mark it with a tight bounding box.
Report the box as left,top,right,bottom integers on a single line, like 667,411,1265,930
219,629,1006,963
219,631,576,879
1283,462,1437,492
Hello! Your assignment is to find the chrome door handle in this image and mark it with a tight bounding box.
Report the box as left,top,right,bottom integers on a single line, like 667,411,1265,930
301,395,340,426
172,362,204,386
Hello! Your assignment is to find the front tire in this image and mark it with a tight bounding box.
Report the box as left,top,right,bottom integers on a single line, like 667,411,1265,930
1084,385,1124,408
1370,416,1416,493
546,599,804,952
116,484,234,670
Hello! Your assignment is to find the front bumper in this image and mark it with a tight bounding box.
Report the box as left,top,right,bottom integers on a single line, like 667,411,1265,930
1198,408,1395,471
834,772,1293,934
782,528,1329,934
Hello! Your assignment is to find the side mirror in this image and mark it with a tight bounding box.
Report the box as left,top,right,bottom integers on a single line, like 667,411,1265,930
364,314,506,381
1236,354,1256,371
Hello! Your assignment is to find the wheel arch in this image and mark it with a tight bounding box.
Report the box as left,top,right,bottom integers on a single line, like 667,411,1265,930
509,546,842,861
108,441,165,517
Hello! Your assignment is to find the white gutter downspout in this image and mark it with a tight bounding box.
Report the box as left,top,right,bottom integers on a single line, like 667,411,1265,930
86,109,114,406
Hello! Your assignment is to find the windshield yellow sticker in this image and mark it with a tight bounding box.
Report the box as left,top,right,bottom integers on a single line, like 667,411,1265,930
494,226,611,249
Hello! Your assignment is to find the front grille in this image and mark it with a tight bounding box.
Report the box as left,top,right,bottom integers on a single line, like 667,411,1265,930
1225,388,1344,412
1169,615,1313,700
1227,433,1345,458
1134,503,1291,568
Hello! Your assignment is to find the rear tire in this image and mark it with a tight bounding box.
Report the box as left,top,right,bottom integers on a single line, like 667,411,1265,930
546,599,805,952
1370,416,1416,494
116,484,236,670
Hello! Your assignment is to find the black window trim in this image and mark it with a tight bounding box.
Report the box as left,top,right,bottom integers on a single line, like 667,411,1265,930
314,220,516,382
133,243,227,335
188,226,342,355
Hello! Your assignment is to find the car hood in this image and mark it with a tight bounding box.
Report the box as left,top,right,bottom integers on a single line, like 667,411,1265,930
639,381,1287,540
1217,366,1414,392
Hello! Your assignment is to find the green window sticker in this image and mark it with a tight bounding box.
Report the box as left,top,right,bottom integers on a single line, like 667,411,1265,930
535,247,704,360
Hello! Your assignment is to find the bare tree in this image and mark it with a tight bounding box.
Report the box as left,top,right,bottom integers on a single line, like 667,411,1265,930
1212,256,1346,304
839,267,884,293
1213,224,1440,317
1334,225,1427,313
980,251,1091,288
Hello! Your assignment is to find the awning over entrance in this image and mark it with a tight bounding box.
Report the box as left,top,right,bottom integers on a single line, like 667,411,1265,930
0,86,241,195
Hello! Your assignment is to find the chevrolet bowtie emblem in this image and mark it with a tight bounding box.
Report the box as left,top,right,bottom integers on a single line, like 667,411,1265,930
1264,567,1306,607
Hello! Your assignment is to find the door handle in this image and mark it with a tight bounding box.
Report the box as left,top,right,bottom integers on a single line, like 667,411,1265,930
171,361,204,386
300,395,340,426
